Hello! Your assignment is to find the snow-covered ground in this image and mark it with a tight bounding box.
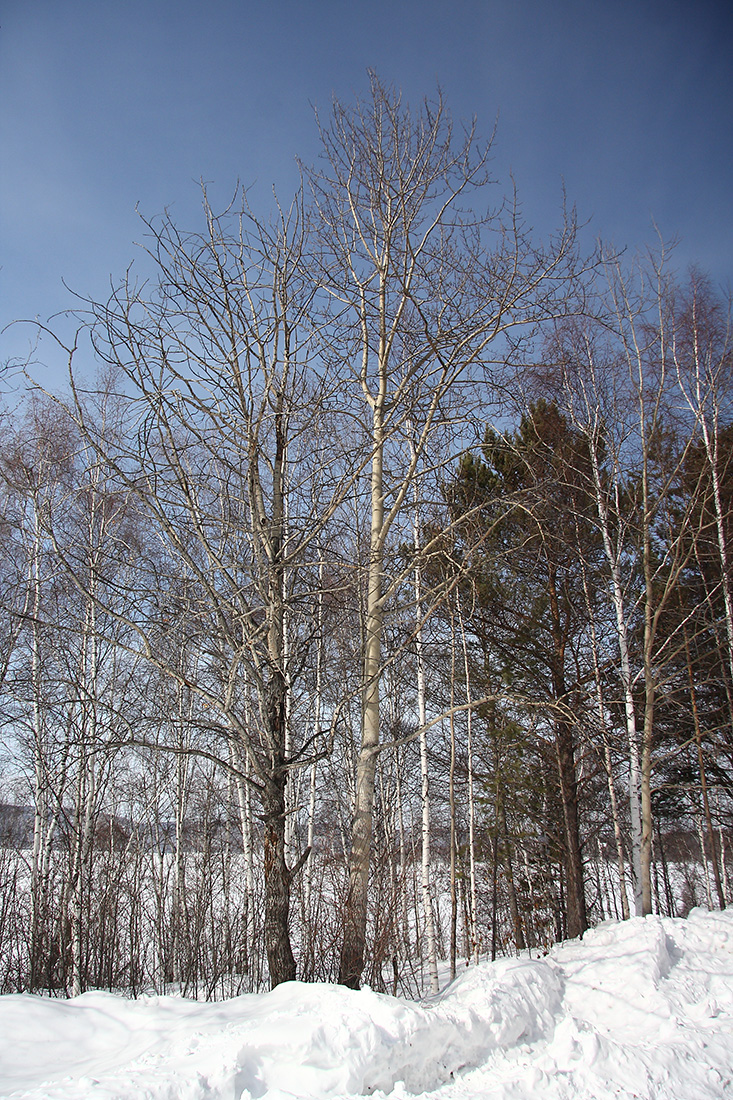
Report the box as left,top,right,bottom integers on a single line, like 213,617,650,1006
1,908,731,1100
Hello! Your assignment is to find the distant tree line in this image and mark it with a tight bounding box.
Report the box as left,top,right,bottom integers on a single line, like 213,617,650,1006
0,76,730,997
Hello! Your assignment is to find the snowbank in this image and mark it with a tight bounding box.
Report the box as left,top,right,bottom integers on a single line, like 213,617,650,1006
0,908,731,1100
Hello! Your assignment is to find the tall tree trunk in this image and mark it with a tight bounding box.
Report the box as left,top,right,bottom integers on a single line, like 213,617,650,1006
578,534,631,921
547,568,587,938
457,600,479,963
554,715,587,937
262,673,296,987
260,400,299,988
586,424,644,913
603,734,631,921
449,619,459,980
640,494,656,917
449,730,458,980
304,568,324,925
410,450,439,995
340,390,385,988
500,799,526,951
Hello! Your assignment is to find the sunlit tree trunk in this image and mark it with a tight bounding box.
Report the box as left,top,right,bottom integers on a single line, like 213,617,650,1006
340,384,385,988
410,438,439,994
578,541,631,920
457,598,479,963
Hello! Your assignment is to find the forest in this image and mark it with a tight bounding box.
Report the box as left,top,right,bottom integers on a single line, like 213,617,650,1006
0,76,731,1000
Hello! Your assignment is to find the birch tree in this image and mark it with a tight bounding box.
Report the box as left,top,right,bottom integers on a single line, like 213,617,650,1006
672,272,733,691
602,250,707,915
555,323,647,914
553,250,708,916
1,403,73,990
307,74,582,986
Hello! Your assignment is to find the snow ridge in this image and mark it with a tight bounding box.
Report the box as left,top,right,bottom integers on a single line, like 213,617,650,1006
0,909,731,1100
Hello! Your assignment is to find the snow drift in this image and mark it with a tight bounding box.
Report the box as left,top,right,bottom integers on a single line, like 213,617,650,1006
0,908,731,1100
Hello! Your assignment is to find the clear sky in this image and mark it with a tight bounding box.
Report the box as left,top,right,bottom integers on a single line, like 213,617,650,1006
2,0,731,388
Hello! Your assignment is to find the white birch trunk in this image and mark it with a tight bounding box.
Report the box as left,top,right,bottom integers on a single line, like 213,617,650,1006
585,414,644,914
579,543,631,920
409,436,439,995
457,599,479,963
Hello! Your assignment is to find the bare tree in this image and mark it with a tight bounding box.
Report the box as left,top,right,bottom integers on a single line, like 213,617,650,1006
306,74,582,986
1,401,74,990
554,248,711,916
673,273,733,690
44,189,356,986
555,320,648,914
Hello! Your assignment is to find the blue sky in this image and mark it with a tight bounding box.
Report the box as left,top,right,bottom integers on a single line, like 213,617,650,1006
2,0,731,388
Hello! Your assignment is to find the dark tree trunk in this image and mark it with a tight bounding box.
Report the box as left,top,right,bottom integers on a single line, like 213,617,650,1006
500,799,527,952
555,714,588,938
548,568,588,939
262,671,297,988
339,754,377,989
262,784,296,987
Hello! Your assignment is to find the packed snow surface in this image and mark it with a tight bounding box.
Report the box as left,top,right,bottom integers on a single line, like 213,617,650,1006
1,909,731,1100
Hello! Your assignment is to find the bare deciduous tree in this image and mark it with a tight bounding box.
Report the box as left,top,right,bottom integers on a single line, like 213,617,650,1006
47,191,357,986
306,74,582,986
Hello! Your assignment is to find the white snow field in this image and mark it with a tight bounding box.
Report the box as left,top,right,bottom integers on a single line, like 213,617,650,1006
0,909,731,1100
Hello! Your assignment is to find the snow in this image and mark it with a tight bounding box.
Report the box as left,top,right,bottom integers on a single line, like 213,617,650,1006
1,909,731,1100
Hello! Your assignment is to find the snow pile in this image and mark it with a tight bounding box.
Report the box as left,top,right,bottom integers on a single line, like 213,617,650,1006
1,908,731,1100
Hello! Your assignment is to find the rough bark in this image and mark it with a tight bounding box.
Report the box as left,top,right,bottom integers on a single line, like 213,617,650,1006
548,567,588,938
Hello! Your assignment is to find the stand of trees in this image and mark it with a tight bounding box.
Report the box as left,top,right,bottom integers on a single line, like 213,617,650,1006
0,79,730,996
